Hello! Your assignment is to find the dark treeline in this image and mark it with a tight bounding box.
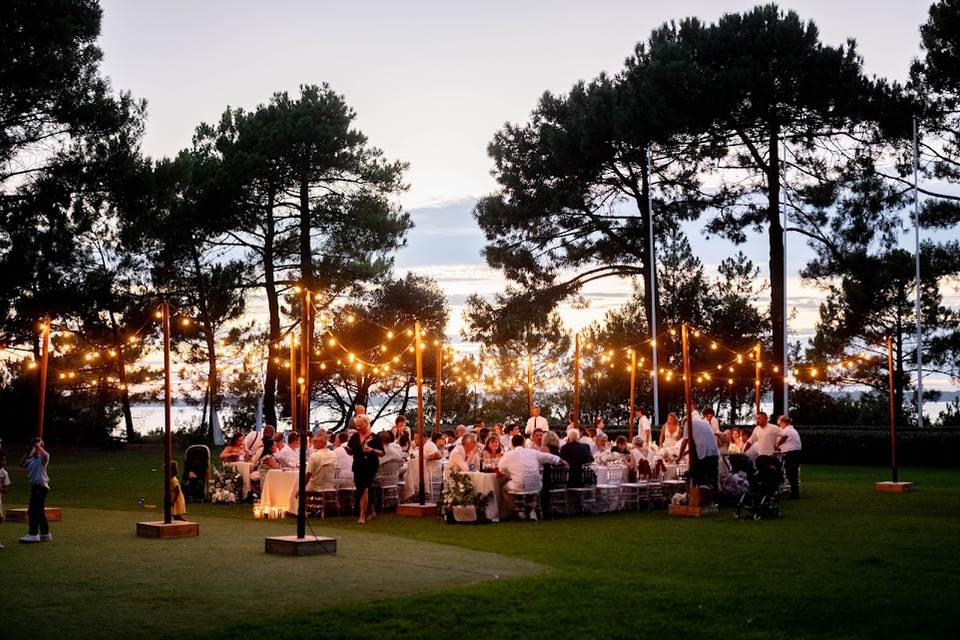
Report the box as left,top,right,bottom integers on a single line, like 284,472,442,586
2,1,960,445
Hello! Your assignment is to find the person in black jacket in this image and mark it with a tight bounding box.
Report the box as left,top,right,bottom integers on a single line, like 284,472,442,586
560,429,594,488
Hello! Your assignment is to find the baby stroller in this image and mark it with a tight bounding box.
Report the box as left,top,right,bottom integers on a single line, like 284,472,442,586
734,455,782,520
182,445,211,502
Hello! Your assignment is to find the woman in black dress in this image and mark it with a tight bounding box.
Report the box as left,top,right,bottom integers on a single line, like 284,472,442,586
347,414,384,524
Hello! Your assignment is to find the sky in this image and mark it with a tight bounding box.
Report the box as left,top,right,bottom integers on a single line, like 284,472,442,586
94,1,953,390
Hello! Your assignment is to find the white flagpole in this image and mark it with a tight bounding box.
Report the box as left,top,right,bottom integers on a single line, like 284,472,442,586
913,116,924,428
782,143,789,415
645,146,660,427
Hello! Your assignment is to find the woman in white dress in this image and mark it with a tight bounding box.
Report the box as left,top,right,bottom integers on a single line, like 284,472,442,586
659,413,682,460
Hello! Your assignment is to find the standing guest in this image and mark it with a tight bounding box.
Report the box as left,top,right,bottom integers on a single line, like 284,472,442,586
449,433,481,472
634,408,652,444
702,407,720,434
481,435,504,469
19,439,51,543
560,429,594,488
659,413,681,449
244,424,275,462
347,414,385,524
677,417,720,492
305,430,336,492
169,460,187,522
379,430,404,465
498,434,560,519
276,431,301,468
333,432,354,485
525,428,545,450
219,433,245,462
525,406,549,435
744,412,780,457
776,415,803,498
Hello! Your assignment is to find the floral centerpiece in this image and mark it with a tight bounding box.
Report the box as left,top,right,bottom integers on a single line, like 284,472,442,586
211,466,243,504
440,471,493,523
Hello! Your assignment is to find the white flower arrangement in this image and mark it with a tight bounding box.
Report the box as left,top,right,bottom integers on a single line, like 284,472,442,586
210,466,243,504
441,471,492,521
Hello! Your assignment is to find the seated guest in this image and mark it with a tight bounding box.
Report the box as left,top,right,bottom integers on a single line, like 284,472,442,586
560,429,594,488
478,427,491,446
581,427,598,454
442,429,457,455
256,438,281,477
245,424,275,463
540,430,565,518
481,434,504,469
630,436,654,479
502,424,521,451
473,418,485,434
448,433,480,472
594,416,605,435
219,433,245,462
726,428,745,454
499,434,560,497
703,407,720,434
334,431,354,484
525,428,545,450
453,424,467,444
677,417,720,492
305,430,336,491
379,430,404,465
391,416,408,443
542,431,561,456
594,432,610,456
776,415,802,499
276,432,301,468
422,432,445,479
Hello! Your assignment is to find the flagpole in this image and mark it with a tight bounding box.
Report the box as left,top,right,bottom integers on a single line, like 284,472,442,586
573,333,581,429
645,147,660,427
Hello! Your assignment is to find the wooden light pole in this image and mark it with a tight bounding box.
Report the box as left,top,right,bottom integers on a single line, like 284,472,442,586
161,302,173,525
35,316,51,439
628,349,637,441
289,332,297,435
435,342,442,434
887,336,898,483
755,342,762,415
572,333,581,428
526,353,533,416
681,324,697,478
295,288,312,539
415,322,426,504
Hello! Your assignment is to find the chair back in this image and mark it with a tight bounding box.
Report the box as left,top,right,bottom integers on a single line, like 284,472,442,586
375,459,402,487
314,463,336,491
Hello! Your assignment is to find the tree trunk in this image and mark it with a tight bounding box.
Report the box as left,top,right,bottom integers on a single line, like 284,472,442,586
107,312,135,441
205,326,219,445
263,193,280,426
767,125,786,418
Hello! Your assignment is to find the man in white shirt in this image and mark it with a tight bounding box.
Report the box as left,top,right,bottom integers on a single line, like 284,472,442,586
453,424,467,445
677,417,721,491
304,430,336,491
244,425,275,462
525,406,549,435
776,415,803,498
498,434,560,519
448,433,480,472
380,431,404,465
702,407,720,434
634,408,652,444
525,429,545,450
276,431,301,468
333,432,354,486
501,424,521,451
744,412,780,458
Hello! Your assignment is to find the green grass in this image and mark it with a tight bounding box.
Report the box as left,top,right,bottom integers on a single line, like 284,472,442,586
2,447,959,639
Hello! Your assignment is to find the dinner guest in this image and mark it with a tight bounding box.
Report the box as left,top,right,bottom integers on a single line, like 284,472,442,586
219,433,245,462
630,436,653,479
776,415,803,498
594,431,610,455
498,434,560,519
594,417,605,435
634,407,652,444
244,424,275,462
19,438,51,543
727,428,745,454
582,428,598,454
703,407,720,434
677,417,720,492
334,432,354,484
502,424,521,451
481,435,504,469
744,412,780,457
542,431,561,456
525,405,549,435
540,430,565,518
659,413,681,449
448,433,480,472
420,432,444,480
610,435,637,475
305,430,336,492
379,430,404,465
256,438,281,477
276,431,301,468
454,424,467,444
525,428,545,450
348,414,385,524
560,429,594,488
391,415,407,442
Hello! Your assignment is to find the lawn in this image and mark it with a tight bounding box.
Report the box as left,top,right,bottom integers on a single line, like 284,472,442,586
2,447,958,640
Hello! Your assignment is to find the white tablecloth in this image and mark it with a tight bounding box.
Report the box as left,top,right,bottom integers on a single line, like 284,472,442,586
401,458,444,501
225,462,253,497
595,465,629,485
261,469,299,514
464,471,507,522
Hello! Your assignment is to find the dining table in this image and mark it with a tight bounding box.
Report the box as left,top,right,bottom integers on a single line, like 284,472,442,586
260,468,300,515
224,461,253,498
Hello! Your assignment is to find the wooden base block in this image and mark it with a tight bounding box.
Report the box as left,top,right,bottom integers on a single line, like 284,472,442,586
396,502,440,518
875,481,915,493
136,520,199,538
5,507,62,523
265,535,337,556
668,504,719,518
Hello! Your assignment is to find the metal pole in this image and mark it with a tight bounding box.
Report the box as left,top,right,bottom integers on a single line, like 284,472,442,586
162,302,172,525
755,342,762,414
526,353,533,416
415,322,426,504
887,336,898,483
681,324,697,490
435,343,442,434
296,289,311,539
573,333,581,428
782,145,789,416
913,116,924,429
646,149,660,427
35,316,51,439
628,350,637,441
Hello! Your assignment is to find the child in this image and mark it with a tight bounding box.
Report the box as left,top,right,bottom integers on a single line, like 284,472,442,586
169,461,187,521
19,438,51,543
0,449,9,550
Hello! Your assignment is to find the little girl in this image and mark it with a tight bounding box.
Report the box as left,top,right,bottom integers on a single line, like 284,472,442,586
169,461,187,521
0,450,10,549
